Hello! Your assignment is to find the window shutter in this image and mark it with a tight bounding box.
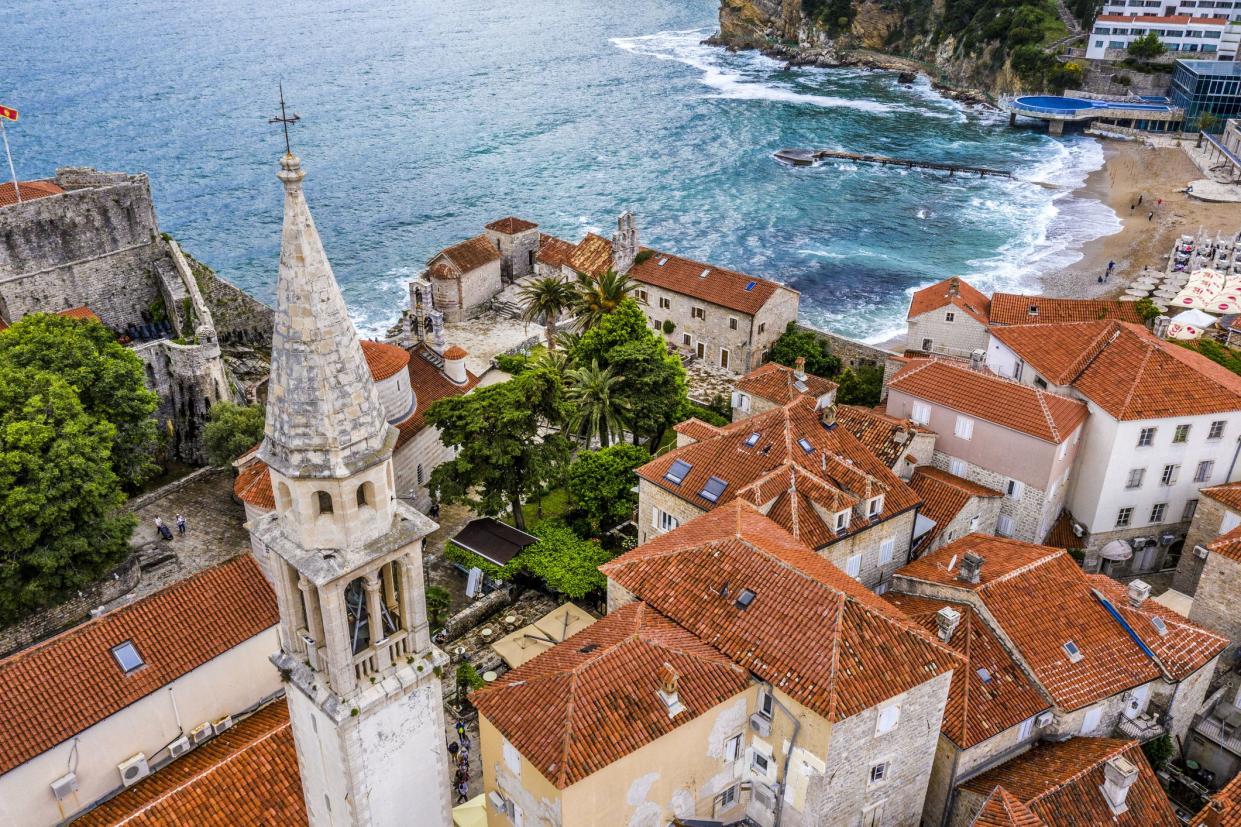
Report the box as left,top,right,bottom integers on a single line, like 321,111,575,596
731,391,741,409
652,507,660,529
879,538,895,565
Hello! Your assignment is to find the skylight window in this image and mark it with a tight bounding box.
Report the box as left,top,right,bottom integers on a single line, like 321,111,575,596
745,432,761,447
735,589,756,609
745,281,757,291
700,476,728,503
793,380,809,393
976,667,992,684
1150,616,1168,637
657,257,668,266
664,459,692,486
1062,640,1083,663
699,268,711,279
111,641,145,674
798,438,814,454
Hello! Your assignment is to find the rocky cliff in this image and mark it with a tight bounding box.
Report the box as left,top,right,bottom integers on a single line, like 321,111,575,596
714,0,1067,99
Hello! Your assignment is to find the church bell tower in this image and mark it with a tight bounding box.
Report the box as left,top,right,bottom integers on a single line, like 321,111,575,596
250,151,452,827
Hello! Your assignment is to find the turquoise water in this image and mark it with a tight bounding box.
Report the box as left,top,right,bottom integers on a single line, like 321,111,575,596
1,0,1117,341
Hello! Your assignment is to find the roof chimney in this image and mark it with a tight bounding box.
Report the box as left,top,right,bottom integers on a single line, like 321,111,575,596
957,552,984,584
1127,579,1151,608
935,606,962,642
947,277,960,297
1100,754,1139,816
1203,798,1226,827
442,344,469,385
794,356,806,380
820,404,838,431
1153,315,1171,339
657,661,686,718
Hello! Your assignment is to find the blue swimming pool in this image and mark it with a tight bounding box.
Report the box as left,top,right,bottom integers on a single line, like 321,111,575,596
1012,95,1176,116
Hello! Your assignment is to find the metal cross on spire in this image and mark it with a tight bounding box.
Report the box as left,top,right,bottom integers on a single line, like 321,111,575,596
268,82,300,155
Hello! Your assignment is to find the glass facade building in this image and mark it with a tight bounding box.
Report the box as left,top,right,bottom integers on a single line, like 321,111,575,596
1170,59,1241,131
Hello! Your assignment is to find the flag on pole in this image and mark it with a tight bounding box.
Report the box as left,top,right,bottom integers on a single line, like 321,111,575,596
0,105,17,122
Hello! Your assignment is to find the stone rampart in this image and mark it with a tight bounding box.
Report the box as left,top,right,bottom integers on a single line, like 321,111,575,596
0,556,140,657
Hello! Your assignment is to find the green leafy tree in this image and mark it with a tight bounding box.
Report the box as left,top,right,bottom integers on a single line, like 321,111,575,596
1046,61,1084,94
202,402,265,467
1134,297,1162,324
444,519,611,598
1197,111,1219,133
566,360,630,448
678,400,730,427
568,444,651,532
519,277,576,350
456,661,486,705
0,313,159,487
427,368,570,531
1127,32,1166,60
767,323,842,378
1141,735,1173,771
1174,338,1241,375
0,366,135,623
425,585,451,630
836,365,885,406
573,269,636,330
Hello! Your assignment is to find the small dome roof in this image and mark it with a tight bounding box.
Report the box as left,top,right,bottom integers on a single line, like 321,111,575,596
1098,540,1133,561
443,345,468,360
361,340,411,381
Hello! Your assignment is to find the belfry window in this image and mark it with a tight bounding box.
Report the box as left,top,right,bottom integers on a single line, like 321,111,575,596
316,491,334,515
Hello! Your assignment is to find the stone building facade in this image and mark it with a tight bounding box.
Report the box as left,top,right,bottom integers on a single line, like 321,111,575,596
1174,483,1241,594
424,235,503,323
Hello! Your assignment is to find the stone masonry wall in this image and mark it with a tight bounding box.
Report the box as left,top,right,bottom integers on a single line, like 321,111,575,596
1190,551,1241,673
189,252,274,347
924,494,1003,555
930,453,1053,544
0,169,163,328
1174,495,1234,594
0,556,139,657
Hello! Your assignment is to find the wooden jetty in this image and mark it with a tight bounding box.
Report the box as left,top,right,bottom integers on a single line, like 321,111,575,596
774,148,1013,178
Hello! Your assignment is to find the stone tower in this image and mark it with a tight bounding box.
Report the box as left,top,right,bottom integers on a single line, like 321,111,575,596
250,152,452,827
612,210,639,274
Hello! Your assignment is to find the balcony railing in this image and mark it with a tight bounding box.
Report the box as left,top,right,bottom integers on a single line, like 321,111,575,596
1114,712,1165,742
353,629,410,681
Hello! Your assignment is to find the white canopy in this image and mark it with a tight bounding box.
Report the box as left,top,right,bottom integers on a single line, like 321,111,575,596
1099,539,1133,561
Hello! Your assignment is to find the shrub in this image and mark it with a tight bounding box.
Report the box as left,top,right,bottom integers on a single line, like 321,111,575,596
768,323,842,378
1127,32,1166,61
661,319,676,335
203,402,265,467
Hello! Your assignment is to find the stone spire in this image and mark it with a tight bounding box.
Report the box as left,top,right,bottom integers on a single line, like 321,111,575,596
259,153,394,479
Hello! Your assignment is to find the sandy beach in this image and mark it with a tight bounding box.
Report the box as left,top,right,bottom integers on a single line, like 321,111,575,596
1039,140,1240,299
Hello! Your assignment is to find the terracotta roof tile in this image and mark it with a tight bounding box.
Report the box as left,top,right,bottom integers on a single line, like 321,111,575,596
989,294,1143,326
57,305,102,322
484,216,538,234
907,277,990,325
1192,769,1241,827
395,344,480,448
74,700,304,826
442,345,468,359
1097,12,1226,23
1209,524,1241,562
1203,482,1241,513
0,556,277,774
472,601,749,789
908,467,1002,553
734,362,837,406
233,459,275,509
960,738,1179,826
535,234,576,268
427,234,500,278
360,339,411,381
835,404,926,468
884,594,1048,749
990,321,1241,420
566,233,614,278
0,179,63,208
896,535,1226,710
601,501,960,722
971,786,1046,826
1043,509,1085,550
673,418,723,443
637,397,921,548
628,248,788,316
887,358,1087,443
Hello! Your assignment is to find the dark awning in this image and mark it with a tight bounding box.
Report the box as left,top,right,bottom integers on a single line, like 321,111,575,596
450,518,539,567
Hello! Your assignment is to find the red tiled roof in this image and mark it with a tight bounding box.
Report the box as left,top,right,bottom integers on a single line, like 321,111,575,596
1043,509,1085,550
972,786,1046,826
442,344,468,359
360,339,411,381
1209,524,1241,562
1096,13,1226,23
427,234,500,278
989,294,1143,326
567,233,614,279
628,248,789,316
960,738,1178,826
0,556,277,775
395,343,480,448
896,535,1226,710
1192,769,1241,827
673,418,723,443
233,459,275,510
884,594,1048,749
835,404,926,468
637,396,921,549
908,467,1002,553
734,362,837,406
990,321,1241,420
57,305,102,322
887,359,1087,443
601,500,960,722
485,216,538,234
74,700,304,826
0,179,63,208
907,277,990,325
536,234,576,268
472,601,750,789
1203,482,1241,513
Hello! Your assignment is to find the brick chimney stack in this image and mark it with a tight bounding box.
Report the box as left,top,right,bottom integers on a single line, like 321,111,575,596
957,552,984,584
935,607,962,642
948,277,960,297
794,356,806,380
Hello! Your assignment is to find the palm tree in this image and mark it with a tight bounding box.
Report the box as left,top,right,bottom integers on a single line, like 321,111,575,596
518,277,575,350
565,359,630,447
573,269,636,330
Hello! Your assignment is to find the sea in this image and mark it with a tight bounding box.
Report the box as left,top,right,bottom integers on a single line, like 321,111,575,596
1,0,1120,342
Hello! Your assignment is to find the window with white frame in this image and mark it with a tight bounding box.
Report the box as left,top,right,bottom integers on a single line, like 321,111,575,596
652,508,678,533
1005,479,1024,500
997,514,1015,537
1161,464,1179,486
867,496,884,518
751,750,770,775
1173,423,1191,443
1150,503,1167,523
1018,717,1035,740
879,538,895,565
718,785,738,810
1195,460,1215,483
1126,468,1145,489
835,510,850,533
954,416,974,440
637,289,649,303
875,704,901,735
1209,420,1226,440
724,733,743,763
659,297,671,310
910,402,930,425
692,306,706,320
758,688,774,718
845,553,862,579
1116,507,1133,528
1183,499,1199,522
868,761,890,786
946,311,956,322
949,457,968,478
1137,427,1156,447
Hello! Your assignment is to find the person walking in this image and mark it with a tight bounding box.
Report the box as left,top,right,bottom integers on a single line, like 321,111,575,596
1138,194,1143,206
176,514,187,536
1148,211,1155,221
455,720,468,745
455,779,469,804
155,517,172,541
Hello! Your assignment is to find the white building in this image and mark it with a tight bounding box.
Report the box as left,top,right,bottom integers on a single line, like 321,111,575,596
987,320,1241,574
1086,14,1240,60
1099,0,1241,23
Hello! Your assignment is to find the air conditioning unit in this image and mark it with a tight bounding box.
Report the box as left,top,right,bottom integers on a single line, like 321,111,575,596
117,753,150,787
213,715,234,734
488,792,507,811
1035,712,1055,728
190,722,214,745
1130,537,1149,550
749,712,772,737
1160,533,1177,546
168,735,192,758
1195,545,1210,559
50,771,79,801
